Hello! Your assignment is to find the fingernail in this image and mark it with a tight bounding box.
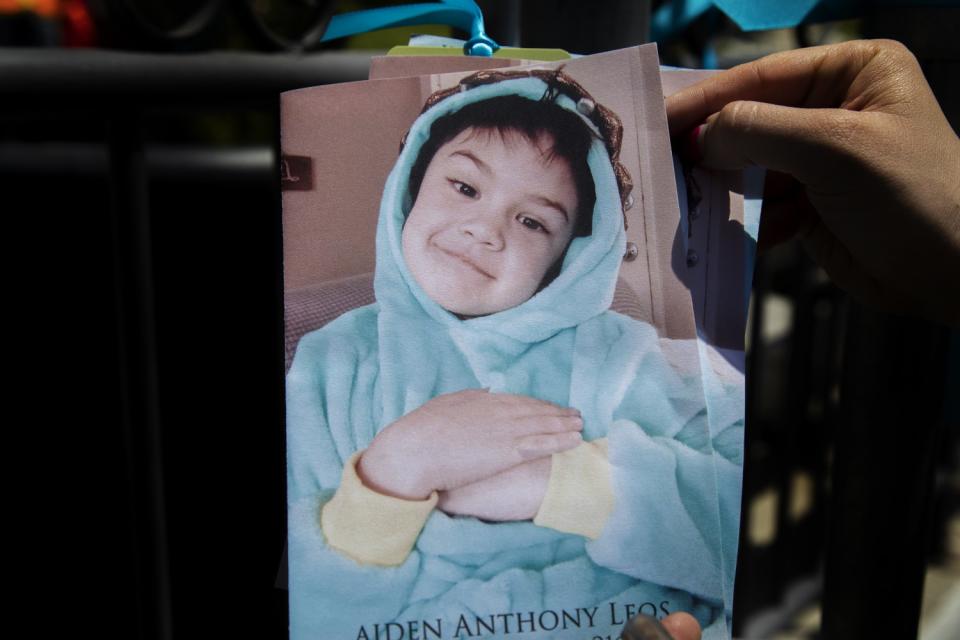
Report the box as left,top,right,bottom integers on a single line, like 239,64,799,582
675,123,705,165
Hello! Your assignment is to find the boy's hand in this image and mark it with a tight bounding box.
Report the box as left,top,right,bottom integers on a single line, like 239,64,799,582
436,457,551,521
357,389,582,500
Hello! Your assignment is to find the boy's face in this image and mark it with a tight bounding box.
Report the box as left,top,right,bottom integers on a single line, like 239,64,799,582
402,128,579,317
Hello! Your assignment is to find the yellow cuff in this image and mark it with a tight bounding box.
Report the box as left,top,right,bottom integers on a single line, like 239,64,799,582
320,451,438,566
533,438,613,539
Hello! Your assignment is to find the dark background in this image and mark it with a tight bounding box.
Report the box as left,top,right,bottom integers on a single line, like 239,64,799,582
3,2,957,639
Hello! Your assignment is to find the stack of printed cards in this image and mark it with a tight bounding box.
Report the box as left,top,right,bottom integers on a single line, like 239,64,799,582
282,44,761,640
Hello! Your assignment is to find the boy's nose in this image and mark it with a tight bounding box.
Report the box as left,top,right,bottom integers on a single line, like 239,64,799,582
459,216,504,250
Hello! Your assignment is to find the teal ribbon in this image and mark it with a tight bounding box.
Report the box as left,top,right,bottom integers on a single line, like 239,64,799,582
653,0,959,41
320,0,499,56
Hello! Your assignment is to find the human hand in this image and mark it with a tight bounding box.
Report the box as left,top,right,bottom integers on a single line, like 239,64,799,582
667,39,960,325
436,456,551,521
621,612,701,640
357,389,582,500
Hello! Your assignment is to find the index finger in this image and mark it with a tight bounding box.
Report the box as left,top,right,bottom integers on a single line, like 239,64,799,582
665,40,884,135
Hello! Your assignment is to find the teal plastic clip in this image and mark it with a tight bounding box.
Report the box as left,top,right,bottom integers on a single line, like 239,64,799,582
320,0,499,56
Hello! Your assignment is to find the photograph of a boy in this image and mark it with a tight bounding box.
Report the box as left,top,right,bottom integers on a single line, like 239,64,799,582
286,69,738,639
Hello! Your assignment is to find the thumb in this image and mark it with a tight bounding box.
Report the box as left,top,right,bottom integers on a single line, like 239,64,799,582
696,100,861,184
660,612,702,640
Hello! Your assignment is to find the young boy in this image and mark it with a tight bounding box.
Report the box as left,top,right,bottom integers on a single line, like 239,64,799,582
286,69,739,640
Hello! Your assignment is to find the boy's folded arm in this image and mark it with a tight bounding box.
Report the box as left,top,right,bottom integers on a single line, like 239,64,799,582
320,451,438,566
533,438,614,539
533,424,730,573
584,420,726,601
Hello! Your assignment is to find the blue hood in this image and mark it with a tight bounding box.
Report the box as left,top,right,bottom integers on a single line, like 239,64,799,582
286,72,732,640
374,76,627,345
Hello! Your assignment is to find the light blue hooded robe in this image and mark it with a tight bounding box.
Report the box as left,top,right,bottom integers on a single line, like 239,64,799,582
286,76,740,640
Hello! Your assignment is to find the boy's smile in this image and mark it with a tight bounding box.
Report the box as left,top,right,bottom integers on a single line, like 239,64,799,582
402,128,580,316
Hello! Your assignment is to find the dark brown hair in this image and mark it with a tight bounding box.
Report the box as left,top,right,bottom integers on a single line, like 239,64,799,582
407,94,596,238
403,68,635,231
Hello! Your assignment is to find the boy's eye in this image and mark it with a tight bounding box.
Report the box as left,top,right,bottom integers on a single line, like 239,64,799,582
450,180,478,198
518,216,547,233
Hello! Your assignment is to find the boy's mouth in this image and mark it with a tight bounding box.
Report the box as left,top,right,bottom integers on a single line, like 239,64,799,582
436,245,495,279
